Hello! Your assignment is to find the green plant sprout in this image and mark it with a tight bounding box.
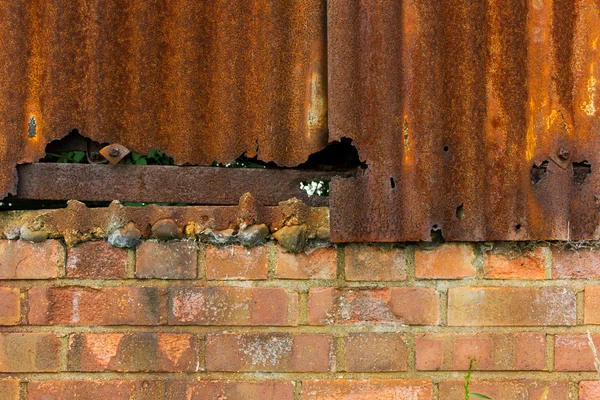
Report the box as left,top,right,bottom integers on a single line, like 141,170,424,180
464,358,492,400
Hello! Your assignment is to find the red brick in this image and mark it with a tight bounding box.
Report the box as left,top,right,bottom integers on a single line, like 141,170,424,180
206,333,332,372
0,288,19,325
483,247,546,279
0,333,60,372
276,246,337,279
206,245,267,280
415,244,476,279
66,241,127,278
136,241,197,279
552,247,600,278
554,334,600,371
308,287,439,325
344,333,407,372
302,380,432,400
166,381,294,400
416,332,545,370
28,286,162,325
438,380,568,399
0,240,60,279
0,380,19,400
68,333,199,372
344,244,406,281
169,287,297,326
585,286,600,324
447,287,576,326
580,381,600,400
28,381,163,400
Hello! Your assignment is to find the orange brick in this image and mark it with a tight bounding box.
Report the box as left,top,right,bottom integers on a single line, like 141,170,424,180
66,241,127,278
28,381,163,400
555,334,600,371
205,333,332,372
344,333,407,372
0,240,60,279
580,381,600,400
276,246,337,279
68,333,199,372
136,241,197,279
308,287,439,325
169,287,298,326
448,287,576,326
584,286,600,324
344,244,407,281
415,244,476,279
206,245,267,280
0,333,60,372
302,380,432,400
28,286,162,325
552,247,600,278
0,380,19,400
416,332,545,370
166,381,294,400
0,288,19,325
483,247,546,279
438,380,568,399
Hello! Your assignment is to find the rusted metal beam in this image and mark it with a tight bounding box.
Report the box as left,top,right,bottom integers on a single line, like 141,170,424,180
15,164,343,206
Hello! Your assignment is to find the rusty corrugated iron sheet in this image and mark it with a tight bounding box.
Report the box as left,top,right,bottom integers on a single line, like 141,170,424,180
329,0,600,242
0,0,327,198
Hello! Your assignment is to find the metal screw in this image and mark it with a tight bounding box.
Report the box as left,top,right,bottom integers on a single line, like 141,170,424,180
108,146,121,157
557,147,570,160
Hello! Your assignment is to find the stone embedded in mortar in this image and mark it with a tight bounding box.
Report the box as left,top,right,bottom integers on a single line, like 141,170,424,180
272,224,307,253
108,222,141,248
151,219,183,241
316,226,331,241
20,221,48,243
238,224,270,247
204,228,235,245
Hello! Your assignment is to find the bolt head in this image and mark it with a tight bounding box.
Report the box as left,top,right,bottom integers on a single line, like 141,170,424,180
558,147,570,160
108,146,121,157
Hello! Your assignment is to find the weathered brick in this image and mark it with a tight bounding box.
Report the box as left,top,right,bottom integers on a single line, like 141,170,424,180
308,287,439,325
206,333,332,372
302,380,432,400
416,332,545,370
0,240,60,279
169,287,297,326
276,246,336,279
448,287,576,326
28,381,163,400
28,286,162,325
136,241,197,279
0,380,19,400
66,241,127,278
344,244,406,281
166,381,294,400
344,333,407,372
438,380,568,399
0,333,60,372
415,243,476,279
483,247,546,279
554,334,600,371
580,381,600,400
206,245,267,280
68,333,199,372
584,286,600,324
0,288,19,325
552,247,600,278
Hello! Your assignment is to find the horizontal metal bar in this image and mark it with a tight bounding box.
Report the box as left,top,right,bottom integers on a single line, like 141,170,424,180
15,164,347,206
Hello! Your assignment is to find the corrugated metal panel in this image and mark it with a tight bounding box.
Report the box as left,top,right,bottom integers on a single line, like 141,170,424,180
0,0,327,198
329,0,600,242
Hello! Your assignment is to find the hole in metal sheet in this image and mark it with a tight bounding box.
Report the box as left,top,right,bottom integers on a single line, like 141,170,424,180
515,223,522,231
456,204,464,220
28,116,37,138
443,145,449,152
298,137,367,171
390,177,395,189
573,160,591,184
430,225,445,243
530,160,549,184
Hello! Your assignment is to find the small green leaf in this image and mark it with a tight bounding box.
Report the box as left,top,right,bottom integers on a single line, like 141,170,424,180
470,393,493,399
72,151,86,162
135,158,147,165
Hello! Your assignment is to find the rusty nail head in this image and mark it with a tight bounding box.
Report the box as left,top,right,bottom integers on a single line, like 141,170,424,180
557,147,570,160
108,146,121,157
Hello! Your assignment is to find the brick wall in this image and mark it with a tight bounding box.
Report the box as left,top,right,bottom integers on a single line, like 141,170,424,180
0,237,599,399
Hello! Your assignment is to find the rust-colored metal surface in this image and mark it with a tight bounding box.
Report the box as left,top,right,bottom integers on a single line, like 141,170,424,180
329,0,600,242
0,0,327,198
15,164,342,207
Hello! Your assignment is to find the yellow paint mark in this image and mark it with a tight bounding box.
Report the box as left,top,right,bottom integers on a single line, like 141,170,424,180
539,387,549,400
